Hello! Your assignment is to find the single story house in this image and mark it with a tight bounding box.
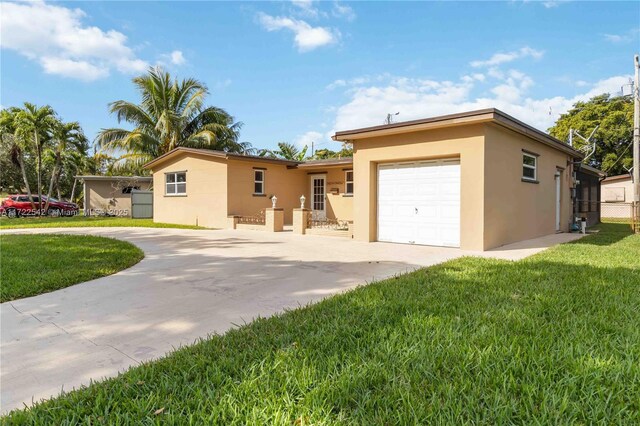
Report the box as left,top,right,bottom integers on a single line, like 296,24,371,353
600,173,634,220
76,175,153,217
145,108,595,251
144,149,353,228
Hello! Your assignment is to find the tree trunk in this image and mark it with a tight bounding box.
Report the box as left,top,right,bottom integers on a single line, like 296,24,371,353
35,130,43,215
45,151,61,210
17,154,36,211
70,177,78,203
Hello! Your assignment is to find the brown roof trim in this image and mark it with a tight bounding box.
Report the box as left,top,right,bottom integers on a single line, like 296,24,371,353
603,173,632,182
75,175,152,181
333,108,583,158
296,158,353,168
144,147,299,169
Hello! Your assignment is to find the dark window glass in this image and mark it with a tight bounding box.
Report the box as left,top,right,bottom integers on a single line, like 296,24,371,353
254,170,264,194
523,167,536,179
523,155,536,167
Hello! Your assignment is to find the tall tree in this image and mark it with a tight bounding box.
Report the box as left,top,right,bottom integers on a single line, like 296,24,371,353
548,94,633,175
97,67,249,170
272,142,308,161
14,103,57,212
44,120,87,211
0,108,38,210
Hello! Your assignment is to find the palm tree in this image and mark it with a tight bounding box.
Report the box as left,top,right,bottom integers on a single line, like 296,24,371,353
44,120,87,211
259,142,308,161
97,67,248,170
0,108,37,210
272,142,308,161
14,103,57,213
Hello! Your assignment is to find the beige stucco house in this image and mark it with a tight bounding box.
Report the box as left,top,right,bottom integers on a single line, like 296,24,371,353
76,175,153,217
145,108,589,251
145,149,353,228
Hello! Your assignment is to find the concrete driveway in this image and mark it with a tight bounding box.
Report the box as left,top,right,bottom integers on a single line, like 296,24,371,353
0,227,583,412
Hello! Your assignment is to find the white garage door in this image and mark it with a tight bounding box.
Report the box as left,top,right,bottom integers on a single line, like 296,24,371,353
377,159,460,247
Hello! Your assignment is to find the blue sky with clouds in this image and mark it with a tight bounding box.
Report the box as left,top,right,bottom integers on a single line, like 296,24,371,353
1,0,638,153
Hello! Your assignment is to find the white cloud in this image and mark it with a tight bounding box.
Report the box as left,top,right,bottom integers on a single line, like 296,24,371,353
603,28,640,43
332,2,356,21
330,73,630,135
0,0,148,81
170,50,186,65
470,46,544,68
326,79,347,90
291,0,321,18
40,57,109,81
294,130,323,149
258,13,339,52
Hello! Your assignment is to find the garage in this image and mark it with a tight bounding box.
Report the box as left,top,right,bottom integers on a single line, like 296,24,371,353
377,159,460,247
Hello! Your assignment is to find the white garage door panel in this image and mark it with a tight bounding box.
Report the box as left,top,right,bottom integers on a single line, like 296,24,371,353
377,159,460,247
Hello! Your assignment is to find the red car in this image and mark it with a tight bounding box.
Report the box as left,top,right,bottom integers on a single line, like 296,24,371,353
1,195,79,218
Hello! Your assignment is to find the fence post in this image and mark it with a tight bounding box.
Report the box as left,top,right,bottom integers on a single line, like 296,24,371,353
293,208,310,234
227,215,239,230
265,208,284,232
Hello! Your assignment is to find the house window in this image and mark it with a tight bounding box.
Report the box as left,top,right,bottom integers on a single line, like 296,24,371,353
122,186,140,194
345,170,354,194
254,170,265,194
165,172,186,195
522,153,537,181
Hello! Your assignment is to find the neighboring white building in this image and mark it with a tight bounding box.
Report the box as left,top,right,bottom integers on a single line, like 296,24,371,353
600,174,634,220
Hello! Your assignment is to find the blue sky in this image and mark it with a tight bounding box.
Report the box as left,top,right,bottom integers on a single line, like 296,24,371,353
1,0,638,153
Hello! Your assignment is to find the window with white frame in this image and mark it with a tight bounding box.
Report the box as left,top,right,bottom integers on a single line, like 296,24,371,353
254,170,265,194
165,172,186,195
522,153,537,181
345,170,354,194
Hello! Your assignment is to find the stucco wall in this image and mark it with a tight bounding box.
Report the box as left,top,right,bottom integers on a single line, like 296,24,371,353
226,160,306,224
601,178,633,203
84,178,152,217
351,124,486,250
152,152,228,228
483,124,574,249
300,166,354,221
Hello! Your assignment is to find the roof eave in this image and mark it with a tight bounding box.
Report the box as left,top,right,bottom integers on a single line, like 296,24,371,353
333,108,583,159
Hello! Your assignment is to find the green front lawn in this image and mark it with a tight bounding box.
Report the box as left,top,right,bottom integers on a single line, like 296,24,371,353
0,215,205,230
4,223,639,424
0,234,144,302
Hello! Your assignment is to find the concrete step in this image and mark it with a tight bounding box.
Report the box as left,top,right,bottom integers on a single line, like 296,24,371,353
305,228,352,238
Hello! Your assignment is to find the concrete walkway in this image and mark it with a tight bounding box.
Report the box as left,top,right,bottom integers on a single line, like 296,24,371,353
0,227,583,413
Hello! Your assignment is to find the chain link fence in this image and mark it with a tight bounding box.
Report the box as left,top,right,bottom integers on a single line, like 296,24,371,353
601,202,633,223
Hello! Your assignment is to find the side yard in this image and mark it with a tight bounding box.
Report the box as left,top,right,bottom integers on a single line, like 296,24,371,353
1,234,144,301
3,223,639,424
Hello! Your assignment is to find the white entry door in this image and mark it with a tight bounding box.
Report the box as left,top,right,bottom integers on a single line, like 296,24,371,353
377,159,460,247
310,175,326,220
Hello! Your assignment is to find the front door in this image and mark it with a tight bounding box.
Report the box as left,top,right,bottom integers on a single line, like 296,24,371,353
310,175,326,220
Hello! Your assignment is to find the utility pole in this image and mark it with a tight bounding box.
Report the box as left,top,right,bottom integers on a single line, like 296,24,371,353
633,54,640,205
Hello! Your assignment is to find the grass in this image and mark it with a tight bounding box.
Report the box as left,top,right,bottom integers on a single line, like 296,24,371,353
3,223,639,424
0,234,144,302
0,215,205,230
